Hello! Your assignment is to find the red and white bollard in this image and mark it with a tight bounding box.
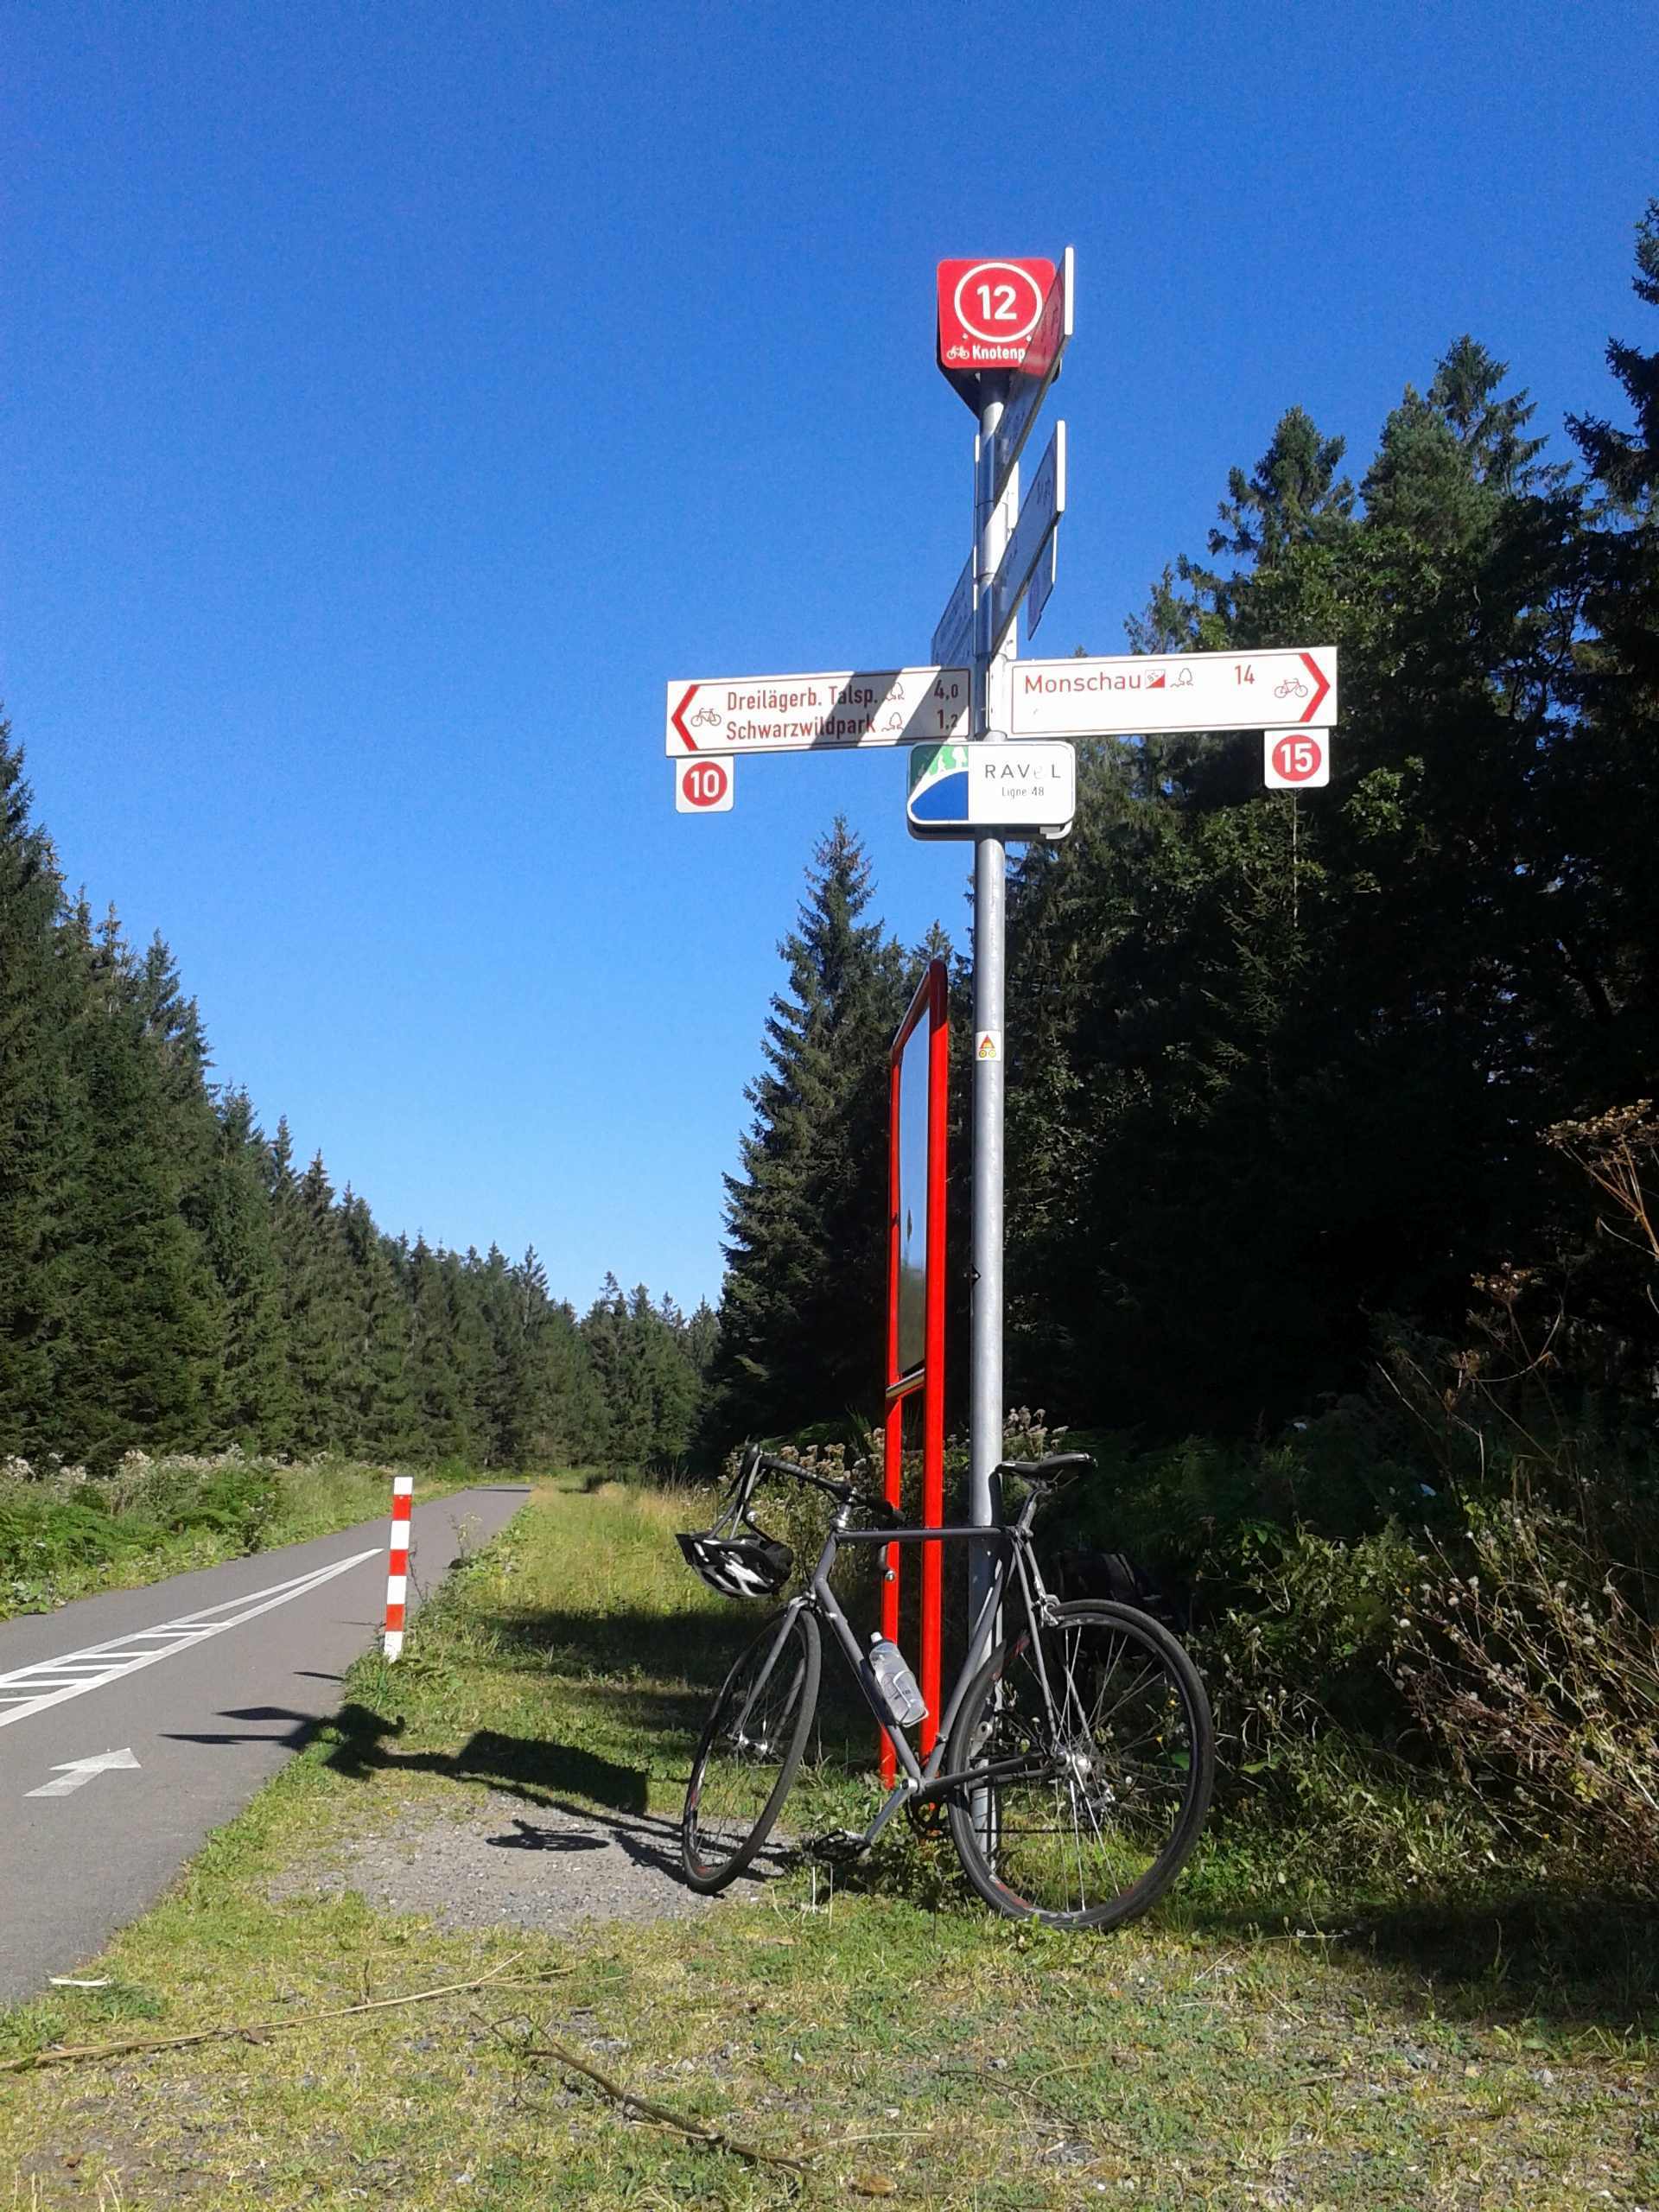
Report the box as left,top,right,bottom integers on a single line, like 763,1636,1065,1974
383,1474,413,1661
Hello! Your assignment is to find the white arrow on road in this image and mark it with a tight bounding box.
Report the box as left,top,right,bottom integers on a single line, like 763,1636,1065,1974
27,1748,141,1799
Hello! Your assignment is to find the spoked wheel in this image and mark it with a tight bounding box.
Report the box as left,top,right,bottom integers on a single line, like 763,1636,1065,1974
945,1600,1214,1929
682,1608,821,1892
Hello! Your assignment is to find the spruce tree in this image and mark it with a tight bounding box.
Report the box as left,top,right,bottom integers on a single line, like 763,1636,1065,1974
1564,198,1659,1102
51,906,224,1465
337,1189,416,1459
0,719,74,1456
273,1147,357,1450
198,1090,291,1446
702,819,912,1448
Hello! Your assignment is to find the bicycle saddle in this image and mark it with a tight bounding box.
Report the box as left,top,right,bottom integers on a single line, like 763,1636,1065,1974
995,1452,1095,1489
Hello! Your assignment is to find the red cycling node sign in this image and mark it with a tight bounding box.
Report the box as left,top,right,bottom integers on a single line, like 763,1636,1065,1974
938,258,1055,404
1264,729,1331,789
675,756,734,813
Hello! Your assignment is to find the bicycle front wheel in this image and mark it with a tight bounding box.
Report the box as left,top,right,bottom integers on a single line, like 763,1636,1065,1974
682,1607,821,1893
946,1599,1213,1929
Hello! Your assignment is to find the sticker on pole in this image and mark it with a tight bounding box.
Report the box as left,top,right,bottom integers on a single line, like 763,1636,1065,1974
907,740,1076,839
975,1031,1001,1061
676,756,734,812
1263,728,1330,789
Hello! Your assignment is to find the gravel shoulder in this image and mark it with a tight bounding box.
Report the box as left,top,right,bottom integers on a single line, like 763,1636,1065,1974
268,1786,786,1934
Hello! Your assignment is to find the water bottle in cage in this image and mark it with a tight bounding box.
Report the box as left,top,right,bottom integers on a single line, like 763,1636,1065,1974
863,1635,928,1729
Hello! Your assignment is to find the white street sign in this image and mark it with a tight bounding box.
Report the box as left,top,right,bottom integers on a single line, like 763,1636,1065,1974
676,756,735,812
991,245,1073,503
1010,645,1338,738
1264,728,1331,788
907,739,1076,839
931,552,976,671
1027,535,1057,642
666,669,969,757
989,422,1065,654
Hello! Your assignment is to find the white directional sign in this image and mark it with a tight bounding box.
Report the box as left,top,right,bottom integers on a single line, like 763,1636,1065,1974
989,423,1065,653
666,669,969,757
907,739,1076,839
676,756,734,812
992,245,1073,503
1264,728,1331,788
931,552,976,671
1010,645,1338,738
1027,535,1057,642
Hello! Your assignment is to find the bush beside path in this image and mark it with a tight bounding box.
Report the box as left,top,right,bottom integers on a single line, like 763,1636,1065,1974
0,1449,484,1621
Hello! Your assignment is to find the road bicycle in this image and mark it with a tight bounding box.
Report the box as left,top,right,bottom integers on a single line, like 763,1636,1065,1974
676,1446,1214,1929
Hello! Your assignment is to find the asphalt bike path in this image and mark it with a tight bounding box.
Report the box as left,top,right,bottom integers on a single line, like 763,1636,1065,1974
0,1483,529,2002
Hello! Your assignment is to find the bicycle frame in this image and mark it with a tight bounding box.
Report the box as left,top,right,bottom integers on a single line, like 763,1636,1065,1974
773,1495,1068,1853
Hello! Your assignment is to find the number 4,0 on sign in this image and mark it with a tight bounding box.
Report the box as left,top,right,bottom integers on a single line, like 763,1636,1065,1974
676,757,734,813
1264,729,1330,789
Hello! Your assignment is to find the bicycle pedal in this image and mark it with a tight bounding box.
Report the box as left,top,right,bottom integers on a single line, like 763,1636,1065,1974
803,1827,868,1866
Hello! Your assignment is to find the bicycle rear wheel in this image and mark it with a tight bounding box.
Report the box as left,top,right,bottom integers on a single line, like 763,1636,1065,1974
682,1607,821,1892
945,1599,1213,1929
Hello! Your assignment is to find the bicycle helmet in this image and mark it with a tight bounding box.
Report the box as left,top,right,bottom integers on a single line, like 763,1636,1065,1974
676,1527,792,1599
677,1445,794,1600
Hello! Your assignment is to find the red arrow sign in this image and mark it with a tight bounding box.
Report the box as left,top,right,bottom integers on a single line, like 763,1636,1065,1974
1295,652,1331,724
671,684,699,753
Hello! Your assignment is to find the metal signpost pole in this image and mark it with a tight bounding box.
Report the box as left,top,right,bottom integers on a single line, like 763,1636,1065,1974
969,382,1010,1658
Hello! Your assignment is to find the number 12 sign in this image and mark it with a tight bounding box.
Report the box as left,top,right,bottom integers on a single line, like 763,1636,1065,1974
1264,729,1331,789
938,257,1055,407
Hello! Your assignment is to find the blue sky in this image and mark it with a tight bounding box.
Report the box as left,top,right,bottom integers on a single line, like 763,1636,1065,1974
4,1,1655,1313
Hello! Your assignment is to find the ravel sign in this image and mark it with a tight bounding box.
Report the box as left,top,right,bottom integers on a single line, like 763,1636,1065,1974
1009,645,1338,739
907,740,1076,840
666,669,969,757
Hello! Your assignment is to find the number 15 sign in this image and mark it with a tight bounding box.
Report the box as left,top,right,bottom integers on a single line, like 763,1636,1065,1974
1264,729,1331,789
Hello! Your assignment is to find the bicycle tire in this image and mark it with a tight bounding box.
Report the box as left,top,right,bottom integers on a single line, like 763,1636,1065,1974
682,1607,821,1893
945,1599,1214,1930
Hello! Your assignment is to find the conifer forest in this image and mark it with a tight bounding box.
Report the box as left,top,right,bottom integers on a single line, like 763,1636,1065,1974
0,726,714,1476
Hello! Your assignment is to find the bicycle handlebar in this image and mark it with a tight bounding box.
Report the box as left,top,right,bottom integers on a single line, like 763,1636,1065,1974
749,1450,898,1528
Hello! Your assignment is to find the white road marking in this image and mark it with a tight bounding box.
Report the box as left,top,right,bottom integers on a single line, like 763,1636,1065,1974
28,1747,141,1798
0,1548,382,1732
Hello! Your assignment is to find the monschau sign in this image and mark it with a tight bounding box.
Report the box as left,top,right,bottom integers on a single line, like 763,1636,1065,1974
1009,646,1338,738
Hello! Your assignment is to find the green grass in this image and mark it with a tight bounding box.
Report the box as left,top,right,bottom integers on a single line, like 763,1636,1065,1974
1,1478,1654,2209
0,1452,485,1622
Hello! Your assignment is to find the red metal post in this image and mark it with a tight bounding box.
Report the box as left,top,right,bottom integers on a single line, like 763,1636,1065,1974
881,1039,905,1786
881,960,950,1772
920,962,950,1753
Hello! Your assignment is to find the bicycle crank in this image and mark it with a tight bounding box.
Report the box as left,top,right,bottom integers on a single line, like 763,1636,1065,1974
802,1827,870,1866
